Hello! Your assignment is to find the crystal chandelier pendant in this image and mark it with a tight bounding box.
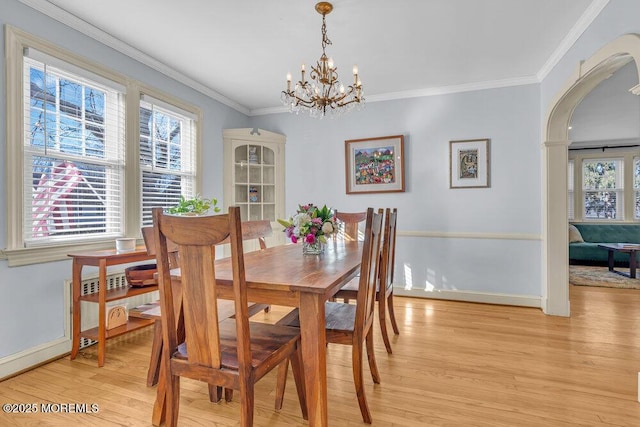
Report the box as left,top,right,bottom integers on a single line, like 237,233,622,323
281,2,364,118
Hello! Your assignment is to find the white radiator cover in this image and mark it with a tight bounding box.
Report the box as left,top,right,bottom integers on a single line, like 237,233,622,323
65,271,158,348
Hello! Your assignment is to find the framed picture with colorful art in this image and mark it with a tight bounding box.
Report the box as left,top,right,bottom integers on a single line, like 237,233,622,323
449,138,490,189
345,135,405,194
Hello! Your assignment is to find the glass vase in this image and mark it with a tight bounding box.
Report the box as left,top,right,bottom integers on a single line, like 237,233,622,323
302,240,325,255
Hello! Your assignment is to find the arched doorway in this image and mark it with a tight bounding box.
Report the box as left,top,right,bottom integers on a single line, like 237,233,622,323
543,34,640,316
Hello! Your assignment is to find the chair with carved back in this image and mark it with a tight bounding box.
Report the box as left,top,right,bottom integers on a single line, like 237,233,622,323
131,220,273,388
334,208,400,353
220,219,271,250
152,206,307,426
330,210,367,305
274,207,383,424
335,210,368,241
220,219,273,313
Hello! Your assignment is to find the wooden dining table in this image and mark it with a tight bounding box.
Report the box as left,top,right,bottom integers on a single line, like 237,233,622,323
152,239,362,427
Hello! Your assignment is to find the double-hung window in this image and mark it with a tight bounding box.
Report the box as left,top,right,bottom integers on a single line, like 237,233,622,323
5,28,201,266
23,49,125,246
582,158,624,220
139,95,197,226
568,159,575,220
635,157,640,219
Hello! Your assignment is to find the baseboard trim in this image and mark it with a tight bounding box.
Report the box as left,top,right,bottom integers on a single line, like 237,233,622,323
395,288,542,308
0,337,70,381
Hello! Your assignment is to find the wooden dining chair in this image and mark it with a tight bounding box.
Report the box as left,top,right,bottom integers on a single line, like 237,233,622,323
132,221,272,388
220,219,272,250
220,219,273,313
335,210,368,241
152,206,307,426
274,207,383,424
334,208,400,353
331,210,367,304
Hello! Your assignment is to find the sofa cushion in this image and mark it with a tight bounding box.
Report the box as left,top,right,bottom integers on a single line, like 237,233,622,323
569,222,640,265
568,224,584,243
570,223,640,244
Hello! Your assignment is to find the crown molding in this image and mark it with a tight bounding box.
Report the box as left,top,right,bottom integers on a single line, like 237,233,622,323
537,0,610,81
18,0,250,115
21,0,608,117
250,106,290,116
249,76,540,116
365,76,540,103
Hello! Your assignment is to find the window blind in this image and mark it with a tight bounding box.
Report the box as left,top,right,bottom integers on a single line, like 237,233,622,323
23,53,125,246
634,157,640,219
582,158,624,220
139,94,197,225
568,159,574,220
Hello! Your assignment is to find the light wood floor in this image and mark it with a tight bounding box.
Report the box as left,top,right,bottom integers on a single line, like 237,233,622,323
1,285,640,426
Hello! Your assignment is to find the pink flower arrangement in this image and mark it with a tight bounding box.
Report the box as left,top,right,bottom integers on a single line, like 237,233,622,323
278,204,337,244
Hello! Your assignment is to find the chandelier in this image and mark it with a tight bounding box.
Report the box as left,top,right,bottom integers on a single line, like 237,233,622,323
281,2,364,118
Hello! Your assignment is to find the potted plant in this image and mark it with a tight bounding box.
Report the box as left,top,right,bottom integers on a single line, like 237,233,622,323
166,195,221,215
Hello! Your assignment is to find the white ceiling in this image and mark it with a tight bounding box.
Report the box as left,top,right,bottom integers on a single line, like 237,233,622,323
30,0,604,115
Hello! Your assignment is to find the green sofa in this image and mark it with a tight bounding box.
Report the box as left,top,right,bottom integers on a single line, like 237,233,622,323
569,222,640,265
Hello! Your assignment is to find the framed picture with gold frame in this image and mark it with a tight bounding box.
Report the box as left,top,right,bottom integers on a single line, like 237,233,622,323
345,135,405,194
449,138,490,188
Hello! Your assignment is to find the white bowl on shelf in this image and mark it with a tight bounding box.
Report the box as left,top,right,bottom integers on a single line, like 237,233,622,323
115,238,136,252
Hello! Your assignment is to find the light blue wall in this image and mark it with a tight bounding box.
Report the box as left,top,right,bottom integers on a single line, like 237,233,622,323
250,84,543,296
541,0,640,128
569,61,640,143
3,0,640,372
0,0,250,359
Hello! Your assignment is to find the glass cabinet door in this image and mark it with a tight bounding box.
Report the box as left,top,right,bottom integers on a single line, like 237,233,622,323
232,144,277,221
223,129,285,227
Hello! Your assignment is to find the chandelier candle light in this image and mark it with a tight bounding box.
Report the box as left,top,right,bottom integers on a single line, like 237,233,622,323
281,2,364,118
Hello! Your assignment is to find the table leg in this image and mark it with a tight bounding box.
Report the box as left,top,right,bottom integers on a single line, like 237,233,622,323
607,250,615,272
630,251,637,279
298,293,328,427
97,259,107,367
70,260,82,360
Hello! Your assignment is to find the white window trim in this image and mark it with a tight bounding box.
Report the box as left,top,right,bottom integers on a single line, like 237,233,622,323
568,147,639,223
138,91,201,226
22,56,126,246
2,26,202,266
568,159,574,221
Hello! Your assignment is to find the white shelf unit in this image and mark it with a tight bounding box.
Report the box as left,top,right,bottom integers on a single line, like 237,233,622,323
223,128,286,247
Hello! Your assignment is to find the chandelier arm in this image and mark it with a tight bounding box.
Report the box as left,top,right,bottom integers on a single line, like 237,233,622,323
282,90,321,109
310,62,338,86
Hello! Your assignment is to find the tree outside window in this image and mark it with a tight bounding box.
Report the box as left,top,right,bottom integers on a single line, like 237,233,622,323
582,159,623,219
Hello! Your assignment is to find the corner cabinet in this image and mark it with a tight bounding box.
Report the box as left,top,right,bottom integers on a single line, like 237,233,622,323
223,128,286,246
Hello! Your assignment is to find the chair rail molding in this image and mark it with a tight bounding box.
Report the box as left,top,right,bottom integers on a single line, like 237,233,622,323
397,230,541,241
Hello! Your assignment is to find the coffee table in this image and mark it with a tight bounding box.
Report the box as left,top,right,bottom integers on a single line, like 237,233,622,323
597,243,640,278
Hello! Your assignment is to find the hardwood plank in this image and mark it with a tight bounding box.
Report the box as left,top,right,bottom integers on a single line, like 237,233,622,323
2,286,640,425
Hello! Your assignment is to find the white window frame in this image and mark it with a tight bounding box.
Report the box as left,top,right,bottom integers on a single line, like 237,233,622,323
581,157,624,220
568,147,639,223
23,54,126,246
3,26,201,266
139,94,198,226
568,159,574,221
635,156,640,219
